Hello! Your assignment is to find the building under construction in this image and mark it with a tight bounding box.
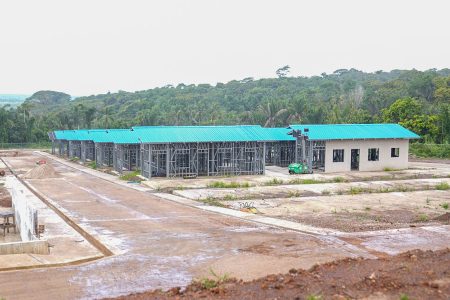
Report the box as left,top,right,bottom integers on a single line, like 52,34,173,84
49,124,419,177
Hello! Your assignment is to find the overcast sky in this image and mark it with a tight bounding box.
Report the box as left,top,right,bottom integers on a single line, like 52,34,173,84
0,0,449,96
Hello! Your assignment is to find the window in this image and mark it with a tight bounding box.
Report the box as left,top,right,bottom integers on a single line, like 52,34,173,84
391,148,399,157
333,149,344,162
368,148,379,161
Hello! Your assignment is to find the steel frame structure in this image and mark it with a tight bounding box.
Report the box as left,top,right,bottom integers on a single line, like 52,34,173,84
265,141,296,167
68,141,82,159
80,140,95,162
113,144,141,174
95,142,114,167
141,141,265,178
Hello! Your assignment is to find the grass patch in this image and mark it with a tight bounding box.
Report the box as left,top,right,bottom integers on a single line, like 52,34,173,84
200,196,225,207
196,268,230,290
349,187,364,195
441,202,449,210
87,161,97,169
289,178,323,184
70,157,80,162
418,214,428,222
287,191,301,197
321,190,330,195
435,182,450,190
365,206,371,211
119,170,142,182
332,176,347,183
207,181,250,188
264,178,284,186
399,294,410,300
306,295,323,300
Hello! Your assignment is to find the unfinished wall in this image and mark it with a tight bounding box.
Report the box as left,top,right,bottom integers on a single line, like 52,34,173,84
324,139,409,173
6,177,39,241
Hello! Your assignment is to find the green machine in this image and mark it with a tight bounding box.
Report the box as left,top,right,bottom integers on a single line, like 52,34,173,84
288,162,309,174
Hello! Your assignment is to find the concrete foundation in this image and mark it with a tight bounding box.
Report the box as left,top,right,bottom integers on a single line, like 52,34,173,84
0,240,49,255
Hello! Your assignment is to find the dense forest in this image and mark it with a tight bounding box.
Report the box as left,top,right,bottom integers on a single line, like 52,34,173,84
1,68,449,144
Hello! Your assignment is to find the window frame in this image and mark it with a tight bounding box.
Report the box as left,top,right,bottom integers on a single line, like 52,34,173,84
391,147,399,158
368,148,379,161
332,149,344,163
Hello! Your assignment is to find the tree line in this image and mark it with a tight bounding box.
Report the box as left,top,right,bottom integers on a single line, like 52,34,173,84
0,68,449,144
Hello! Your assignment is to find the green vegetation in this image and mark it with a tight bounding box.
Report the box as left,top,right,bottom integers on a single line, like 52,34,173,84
87,161,97,169
289,178,322,184
321,190,330,195
207,181,250,188
349,187,364,195
200,196,225,207
436,182,450,190
410,143,450,158
119,170,143,182
332,176,347,183
441,202,449,210
264,178,284,186
1,69,449,146
399,294,410,300
306,295,323,300
383,167,398,172
287,191,301,197
196,268,230,290
418,214,428,222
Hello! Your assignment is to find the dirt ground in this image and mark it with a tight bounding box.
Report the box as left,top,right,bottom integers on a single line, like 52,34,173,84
0,185,11,207
224,190,450,232
110,248,450,300
1,150,449,299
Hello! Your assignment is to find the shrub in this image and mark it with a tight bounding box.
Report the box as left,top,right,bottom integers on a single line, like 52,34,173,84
418,214,428,222
409,143,450,159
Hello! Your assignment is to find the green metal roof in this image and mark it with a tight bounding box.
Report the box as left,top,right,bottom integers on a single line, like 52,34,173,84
92,129,140,144
132,125,273,143
288,124,420,140
52,123,419,144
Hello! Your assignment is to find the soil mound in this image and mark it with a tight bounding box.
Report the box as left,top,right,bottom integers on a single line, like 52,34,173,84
434,212,450,222
22,164,58,179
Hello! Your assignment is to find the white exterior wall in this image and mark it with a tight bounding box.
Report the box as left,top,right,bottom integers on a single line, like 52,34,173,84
324,139,409,173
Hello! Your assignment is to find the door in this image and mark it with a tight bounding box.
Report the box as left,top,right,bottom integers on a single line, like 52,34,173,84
351,149,360,171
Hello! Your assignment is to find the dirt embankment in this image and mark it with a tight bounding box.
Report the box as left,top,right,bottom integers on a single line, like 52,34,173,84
110,249,450,300
0,186,11,207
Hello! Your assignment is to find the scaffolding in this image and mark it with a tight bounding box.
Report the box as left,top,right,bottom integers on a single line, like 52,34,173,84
141,141,265,178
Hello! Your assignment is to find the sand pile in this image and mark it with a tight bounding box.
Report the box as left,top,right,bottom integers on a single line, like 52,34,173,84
23,164,58,179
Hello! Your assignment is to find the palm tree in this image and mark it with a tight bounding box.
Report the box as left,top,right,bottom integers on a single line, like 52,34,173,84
260,102,288,127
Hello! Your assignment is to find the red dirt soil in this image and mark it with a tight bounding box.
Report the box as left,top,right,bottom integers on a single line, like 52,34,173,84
110,249,450,300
